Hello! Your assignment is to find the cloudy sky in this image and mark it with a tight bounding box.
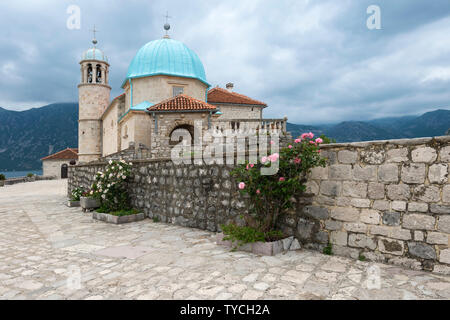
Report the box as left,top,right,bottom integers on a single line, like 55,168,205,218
1,0,450,124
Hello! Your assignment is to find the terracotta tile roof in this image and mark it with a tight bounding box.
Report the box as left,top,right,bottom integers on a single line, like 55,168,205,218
207,87,267,106
147,94,217,112
41,148,78,161
112,93,125,101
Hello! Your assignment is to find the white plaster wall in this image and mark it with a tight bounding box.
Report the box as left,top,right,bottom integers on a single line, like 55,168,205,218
43,159,75,179
214,104,263,120
128,75,208,109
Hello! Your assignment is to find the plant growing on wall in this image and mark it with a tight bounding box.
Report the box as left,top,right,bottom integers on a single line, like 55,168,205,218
224,133,327,244
90,160,133,212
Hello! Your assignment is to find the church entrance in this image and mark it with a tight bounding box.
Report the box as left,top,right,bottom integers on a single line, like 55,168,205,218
169,124,195,146
61,164,68,179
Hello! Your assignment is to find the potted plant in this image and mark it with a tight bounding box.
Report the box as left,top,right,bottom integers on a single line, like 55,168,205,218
90,160,143,224
68,187,84,207
0,174,5,187
80,189,100,212
218,133,328,255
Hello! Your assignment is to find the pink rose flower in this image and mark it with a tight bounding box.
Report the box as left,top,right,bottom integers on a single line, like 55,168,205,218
279,177,285,182
294,138,301,143
301,133,309,140
250,163,254,168
315,138,323,144
261,156,268,163
238,182,245,190
256,189,260,194
294,158,301,164
246,164,249,170
288,145,293,149
308,132,314,138
269,153,279,162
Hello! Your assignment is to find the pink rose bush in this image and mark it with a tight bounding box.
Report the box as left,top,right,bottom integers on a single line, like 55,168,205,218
229,133,328,236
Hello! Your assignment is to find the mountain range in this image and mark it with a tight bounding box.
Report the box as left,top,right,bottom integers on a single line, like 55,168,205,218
0,103,449,171
0,103,78,171
287,109,450,142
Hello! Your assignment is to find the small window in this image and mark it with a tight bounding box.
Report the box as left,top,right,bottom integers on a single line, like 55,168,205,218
173,86,184,97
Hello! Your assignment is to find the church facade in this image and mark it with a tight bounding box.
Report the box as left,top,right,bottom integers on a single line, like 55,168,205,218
77,27,287,163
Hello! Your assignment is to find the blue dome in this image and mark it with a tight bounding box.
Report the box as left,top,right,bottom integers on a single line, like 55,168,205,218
124,38,208,86
82,48,108,62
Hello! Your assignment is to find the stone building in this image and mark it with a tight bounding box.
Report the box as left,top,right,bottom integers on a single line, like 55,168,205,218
41,148,78,179
78,25,287,163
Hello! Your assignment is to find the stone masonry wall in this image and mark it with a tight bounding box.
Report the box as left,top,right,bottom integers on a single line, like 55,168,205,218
68,136,450,274
305,136,450,274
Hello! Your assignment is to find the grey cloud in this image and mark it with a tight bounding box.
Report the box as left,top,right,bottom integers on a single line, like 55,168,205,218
0,0,449,124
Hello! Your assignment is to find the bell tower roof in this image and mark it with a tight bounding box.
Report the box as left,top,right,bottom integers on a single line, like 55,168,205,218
81,26,108,62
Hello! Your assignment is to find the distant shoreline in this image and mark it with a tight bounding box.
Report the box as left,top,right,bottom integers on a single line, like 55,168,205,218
0,170,43,179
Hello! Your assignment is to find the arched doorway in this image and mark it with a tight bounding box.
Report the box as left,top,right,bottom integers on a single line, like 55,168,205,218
169,124,195,146
61,164,68,179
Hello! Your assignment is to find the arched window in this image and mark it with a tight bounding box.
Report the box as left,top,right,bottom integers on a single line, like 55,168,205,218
96,64,102,83
87,64,93,83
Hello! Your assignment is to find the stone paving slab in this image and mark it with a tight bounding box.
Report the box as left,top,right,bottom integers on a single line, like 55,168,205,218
0,180,449,300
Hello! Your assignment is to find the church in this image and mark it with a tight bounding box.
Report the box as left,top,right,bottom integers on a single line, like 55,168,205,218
77,24,287,163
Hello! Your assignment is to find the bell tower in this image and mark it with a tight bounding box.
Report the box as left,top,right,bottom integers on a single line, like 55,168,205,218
78,28,111,163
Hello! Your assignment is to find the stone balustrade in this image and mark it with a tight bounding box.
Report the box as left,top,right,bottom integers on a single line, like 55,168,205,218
212,118,287,134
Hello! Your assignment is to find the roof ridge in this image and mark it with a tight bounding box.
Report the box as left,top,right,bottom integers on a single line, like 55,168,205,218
207,87,267,106
148,94,216,112
41,148,78,161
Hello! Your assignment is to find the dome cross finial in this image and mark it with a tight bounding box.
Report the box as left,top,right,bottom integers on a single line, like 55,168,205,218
90,25,99,47
163,11,171,38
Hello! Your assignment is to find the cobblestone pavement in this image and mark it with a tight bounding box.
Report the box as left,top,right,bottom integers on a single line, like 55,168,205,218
0,180,449,300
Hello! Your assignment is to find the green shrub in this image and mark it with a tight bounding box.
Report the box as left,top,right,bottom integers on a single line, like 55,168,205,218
95,208,139,216
323,242,333,255
221,223,283,249
27,173,34,178
0,174,5,181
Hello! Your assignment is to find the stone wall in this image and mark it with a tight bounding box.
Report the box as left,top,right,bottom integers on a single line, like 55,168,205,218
68,158,314,241
68,136,450,274
305,136,450,273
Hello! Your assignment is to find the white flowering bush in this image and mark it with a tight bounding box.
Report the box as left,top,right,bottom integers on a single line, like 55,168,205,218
70,187,85,201
91,159,133,212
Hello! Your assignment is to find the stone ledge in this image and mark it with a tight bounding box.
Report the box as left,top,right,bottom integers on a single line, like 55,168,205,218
216,233,301,256
67,200,80,207
319,136,450,149
92,211,145,224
